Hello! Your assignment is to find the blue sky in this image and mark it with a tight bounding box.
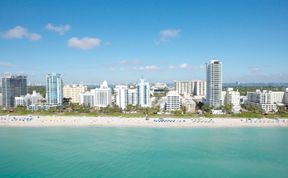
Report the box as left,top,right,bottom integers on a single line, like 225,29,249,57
0,0,288,84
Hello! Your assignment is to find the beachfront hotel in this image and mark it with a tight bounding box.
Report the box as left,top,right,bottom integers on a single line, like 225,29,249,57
114,85,128,109
94,81,112,108
63,84,87,103
2,74,27,107
206,60,222,108
137,78,151,107
46,73,63,105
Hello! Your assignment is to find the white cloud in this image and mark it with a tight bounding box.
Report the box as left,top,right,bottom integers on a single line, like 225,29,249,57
134,65,159,71
157,29,181,43
179,63,188,69
45,23,71,35
68,37,101,50
119,59,142,65
3,26,41,41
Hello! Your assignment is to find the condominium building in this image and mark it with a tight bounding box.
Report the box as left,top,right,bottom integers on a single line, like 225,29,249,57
128,87,138,106
14,90,44,107
94,81,112,107
246,90,285,113
166,91,180,111
222,88,241,113
2,74,27,107
63,84,87,103
285,88,288,104
46,73,63,105
175,80,206,96
137,78,150,107
206,60,222,108
79,90,95,107
114,85,128,109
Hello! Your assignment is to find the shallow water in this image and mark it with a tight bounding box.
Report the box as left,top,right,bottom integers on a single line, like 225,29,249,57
0,127,288,178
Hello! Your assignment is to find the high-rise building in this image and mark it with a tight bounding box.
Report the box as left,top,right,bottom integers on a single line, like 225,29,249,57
94,81,112,107
128,87,138,106
137,78,150,107
46,73,63,105
206,60,222,108
2,74,27,107
14,90,44,107
166,91,180,111
79,90,95,107
63,84,87,103
114,85,128,109
175,80,206,97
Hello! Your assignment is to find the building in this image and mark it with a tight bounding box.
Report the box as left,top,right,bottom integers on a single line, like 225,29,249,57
222,88,241,113
2,74,27,107
137,78,151,107
183,98,197,113
285,88,288,104
46,73,63,105
206,60,222,108
14,90,44,107
0,93,2,106
114,85,128,109
128,87,138,106
175,80,206,97
94,81,112,108
63,84,87,103
246,90,285,113
166,91,180,111
79,90,95,107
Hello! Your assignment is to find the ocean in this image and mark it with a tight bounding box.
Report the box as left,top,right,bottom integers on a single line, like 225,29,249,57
0,127,288,178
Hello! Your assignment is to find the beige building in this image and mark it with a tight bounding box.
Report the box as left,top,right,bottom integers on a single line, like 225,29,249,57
63,84,88,103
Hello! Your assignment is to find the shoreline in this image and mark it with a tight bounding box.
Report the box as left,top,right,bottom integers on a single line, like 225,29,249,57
1,115,288,128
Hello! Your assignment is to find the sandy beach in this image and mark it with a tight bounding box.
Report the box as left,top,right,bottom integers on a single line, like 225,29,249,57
0,115,288,128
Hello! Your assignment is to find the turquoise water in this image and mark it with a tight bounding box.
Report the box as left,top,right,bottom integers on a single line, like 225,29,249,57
0,127,288,178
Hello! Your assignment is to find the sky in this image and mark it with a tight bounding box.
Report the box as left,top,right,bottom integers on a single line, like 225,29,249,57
0,0,288,85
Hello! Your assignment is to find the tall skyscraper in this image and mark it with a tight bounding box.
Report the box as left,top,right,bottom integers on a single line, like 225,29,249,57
206,60,222,108
46,73,63,105
2,74,27,107
137,78,150,107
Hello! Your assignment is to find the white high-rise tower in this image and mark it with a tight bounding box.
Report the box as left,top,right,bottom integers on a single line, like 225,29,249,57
206,60,222,108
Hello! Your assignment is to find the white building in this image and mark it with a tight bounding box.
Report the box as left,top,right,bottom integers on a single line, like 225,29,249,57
63,84,87,103
79,90,95,107
206,60,222,108
46,73,63,105
128,87,138,106
222,88,241,113
285,88,288,104
166,91,180,111
94,81,112,108
246,90,285,113
114,85,128,109
14,90,44,107
137,78,151,107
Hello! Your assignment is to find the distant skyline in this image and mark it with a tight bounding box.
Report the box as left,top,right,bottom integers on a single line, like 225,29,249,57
0,0,288,84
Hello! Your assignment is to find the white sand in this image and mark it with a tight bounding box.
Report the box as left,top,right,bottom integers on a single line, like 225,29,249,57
1,115,288,128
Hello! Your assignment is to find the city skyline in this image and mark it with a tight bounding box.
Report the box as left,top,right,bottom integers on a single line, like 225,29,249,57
0,0,288,84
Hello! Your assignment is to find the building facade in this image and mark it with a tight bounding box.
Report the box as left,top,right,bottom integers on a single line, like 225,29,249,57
79,90,95,107
175,80,206,97
206,60,222,108
114,85,128,109
63,84,87,103
166,91,180,111
128,88,138,106
2,74,27,107
137,78,150,107
46,73,63,105
222,88,241,113
94,81,112,108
